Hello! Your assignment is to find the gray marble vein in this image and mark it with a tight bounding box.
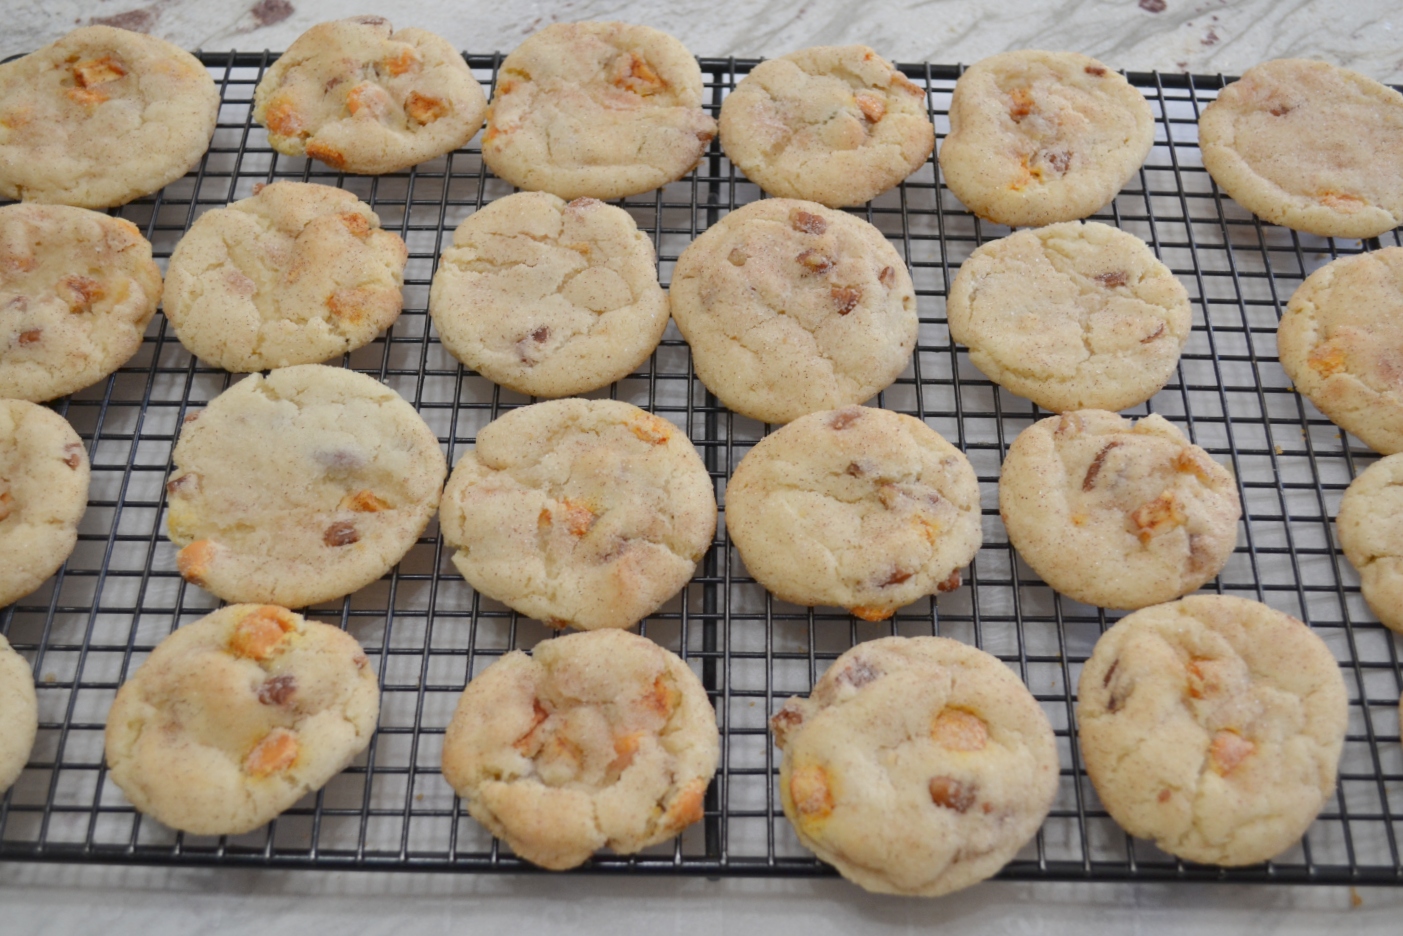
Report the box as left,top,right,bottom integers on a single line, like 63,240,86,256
4,0,1402,82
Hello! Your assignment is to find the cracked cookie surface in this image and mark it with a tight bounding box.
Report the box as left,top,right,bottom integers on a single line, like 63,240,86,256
0,634,37,793
770,636,1058,896
669,199,917,424
0,26,219,209
1336,453,1403,634
439,398,716,631
253,17,488,175
105,604,379,835
0,400,89,608
165,365,447,608
482,21,716,200
164,182,407,372
1077,595,1347,866
428,192,667,397
1,203,162,401
938,50,1153,227
725,406,981,620
718,45,934,208
1199,59,1403,239
441,628,719,870
947,221,1190,413
1277,247,1403,455
1000,411,1240,610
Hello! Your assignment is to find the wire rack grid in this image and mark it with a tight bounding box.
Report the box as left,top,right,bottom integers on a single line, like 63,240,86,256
0,51,1401,885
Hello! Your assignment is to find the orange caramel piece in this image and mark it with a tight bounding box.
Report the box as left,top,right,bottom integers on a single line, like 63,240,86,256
229,605,297,660
340,489,391,512
1307,343,1347,378
244,729,299,776
849,605,895,622
405,92,450,124
74,56,126,87
381,47,421,76
176,539,216,586
1209,730,1254,775
790,765,834,818
932,708,989,752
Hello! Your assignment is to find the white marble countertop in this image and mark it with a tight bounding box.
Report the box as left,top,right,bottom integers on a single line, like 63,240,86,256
4,1,1403,932
5,0,1403,82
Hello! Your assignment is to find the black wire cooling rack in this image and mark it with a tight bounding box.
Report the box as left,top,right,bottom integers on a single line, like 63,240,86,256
1,52,1401,885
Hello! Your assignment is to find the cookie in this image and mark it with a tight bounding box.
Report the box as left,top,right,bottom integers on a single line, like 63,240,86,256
999,411,1241,610
1198,59,1403,239
1335,453,1403,634
441,628,719,870
0,26,219,209
769,636,1058,896
0,203,162,401
669,199,917,424
428,192,668,397
0,400,89,608
253,17,488,175
717,45,934,208
163,182,407,372
0,634,37,793
938,51,1154,228
165,365,447,608
439,399,716,631
725,406,982,621
482,22,716,200
104,604,379,835
1276,247,1403,455
947,221,1191,413
1077,595,1348,866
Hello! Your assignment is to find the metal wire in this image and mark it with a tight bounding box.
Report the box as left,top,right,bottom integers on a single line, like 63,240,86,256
0,52,1400,884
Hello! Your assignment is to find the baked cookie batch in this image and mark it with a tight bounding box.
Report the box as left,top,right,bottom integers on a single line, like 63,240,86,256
0,19,1400,895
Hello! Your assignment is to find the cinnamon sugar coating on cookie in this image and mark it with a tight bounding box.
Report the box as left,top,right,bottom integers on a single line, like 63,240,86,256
725,406,981,619
1336,452,1403,634
938,50,1153,227
669,199,917,424
439,399,716,631
770,636,1058,896
946,221,1190,413
163,182,407,372
0,634,37,793
441,628,719,870
999,410,1240,610
429,192,668,397
253,18,487,174
0,400,89,609
719,45,934,208
164,365,446,608
0,26,219,208
1276,247,1403,455
482,22,716,200
1077,596,1347,866
0,204,162,401
1199,59,1403,239
104,604,379,835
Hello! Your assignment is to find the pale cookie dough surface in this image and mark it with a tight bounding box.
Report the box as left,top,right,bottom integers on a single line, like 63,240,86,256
429,192,667,397
1199,59,1403,240
482,22,717,200
0,634,37,792
999,411,1240,610
726,406,982,621
1277,247,1403,455
670,199,917,424
947,221,1190,413
105,604,379,835
0,400,89,608
718,45,934,208
769,636,1058,896
1335,453,1403,634
938,50,1153,228
164,182,407,372
1,203,162,401
441,628,719,870
1077,595,1347,867
0,26,219,209
253,17,488,175
165,365,447,608
440,399,716,631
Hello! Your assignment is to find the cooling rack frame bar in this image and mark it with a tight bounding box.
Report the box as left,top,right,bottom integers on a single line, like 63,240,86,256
0,50,1400,887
